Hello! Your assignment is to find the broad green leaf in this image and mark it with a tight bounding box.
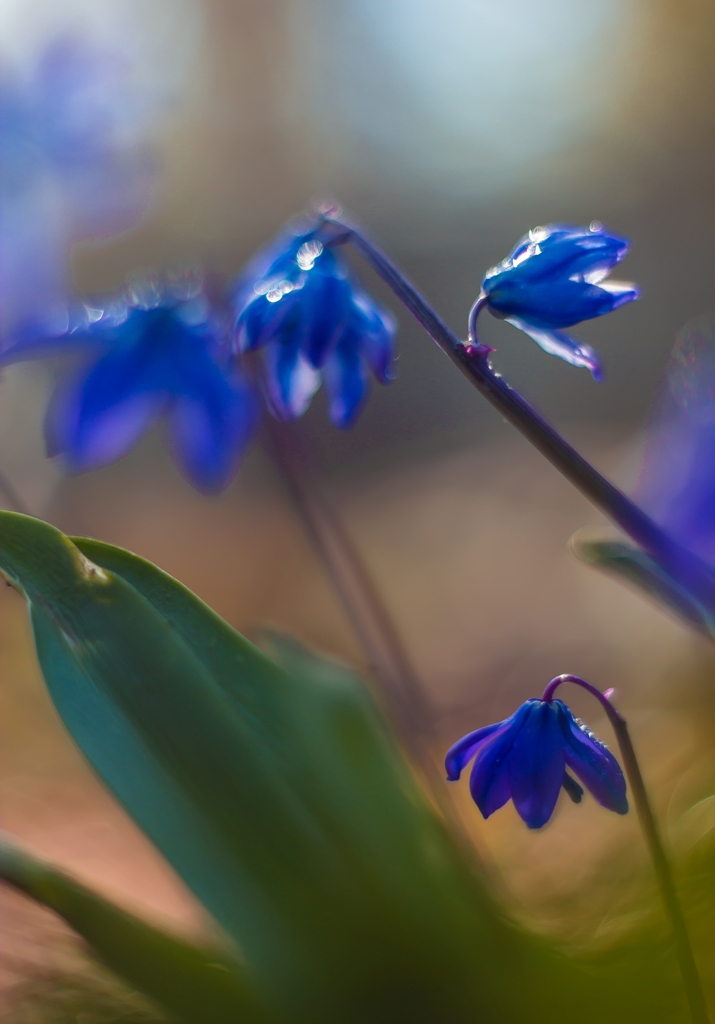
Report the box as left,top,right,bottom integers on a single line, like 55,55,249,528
68,536,519,1021
0,833,270,1024
571,532,715,638
0,515,501,1020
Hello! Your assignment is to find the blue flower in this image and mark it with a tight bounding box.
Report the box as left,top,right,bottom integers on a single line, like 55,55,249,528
445,698,627,829
0,272,258,494
481,223,639,379
0,36,154,345
231,223,396,427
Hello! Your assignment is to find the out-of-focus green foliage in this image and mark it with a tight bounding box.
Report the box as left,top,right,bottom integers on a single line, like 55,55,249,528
572,534,715,637
0,512,702,1023
0,833,265,1024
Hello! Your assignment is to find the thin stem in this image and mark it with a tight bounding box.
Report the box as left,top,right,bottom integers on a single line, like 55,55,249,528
261,418,443,779
321,214,715,611
544,674,710,1024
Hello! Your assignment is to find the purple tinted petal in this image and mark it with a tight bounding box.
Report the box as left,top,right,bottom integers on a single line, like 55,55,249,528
508,701,565,829
49,372,165,470
469,702,535,819
471,750,512,819
445,721,507,781
48,344,167,470
554,701,627,815
506,318,601,379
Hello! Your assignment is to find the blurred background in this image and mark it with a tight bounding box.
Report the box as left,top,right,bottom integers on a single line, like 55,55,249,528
1,0,715,1017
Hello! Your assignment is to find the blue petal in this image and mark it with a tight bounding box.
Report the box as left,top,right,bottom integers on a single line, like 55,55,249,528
169,368,258,494
444,721,507,781
235,287,303,352
554,700,628,815
262,335,321,421
231,224,325,307
48,348,166,470
506,317,601,379
488,279,637,329
298,263,352,368
351,292,397,384
469,701,536,819
483,225,629,288
231,224,327,350
322,333,369,429
507,701,565,829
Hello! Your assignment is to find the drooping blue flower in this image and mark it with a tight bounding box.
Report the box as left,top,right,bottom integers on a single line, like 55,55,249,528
0,271,258,494
231,222,396,427
446,697,627,829
0,36,155,346
481,223,639,379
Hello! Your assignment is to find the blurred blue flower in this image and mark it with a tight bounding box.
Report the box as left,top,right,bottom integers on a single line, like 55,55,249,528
446,697,627,829
232,223,396,427
0,272,258,494
0,36,154,345
634,315,715,566
481,223,638,379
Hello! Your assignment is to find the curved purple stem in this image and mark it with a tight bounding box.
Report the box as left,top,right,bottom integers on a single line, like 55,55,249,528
542,674,708,1024
467,293,489,346
319,211,715,615
541,673,625,728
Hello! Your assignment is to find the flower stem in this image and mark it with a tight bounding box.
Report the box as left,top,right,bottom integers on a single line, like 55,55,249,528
322,213,715,611
543,674,710,1024
261,419,443,773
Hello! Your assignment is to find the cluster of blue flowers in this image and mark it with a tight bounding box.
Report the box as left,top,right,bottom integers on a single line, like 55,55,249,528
1,220,397,491
0,36,651,841
0,215,638,493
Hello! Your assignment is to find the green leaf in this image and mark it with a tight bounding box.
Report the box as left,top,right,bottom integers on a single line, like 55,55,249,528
67,536,516,1021
571,532,715,638
0,515,500,1020
0,833,270,1024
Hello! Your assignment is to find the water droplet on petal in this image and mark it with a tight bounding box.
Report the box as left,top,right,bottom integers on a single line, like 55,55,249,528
529,226,549,243
296,239,323,271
